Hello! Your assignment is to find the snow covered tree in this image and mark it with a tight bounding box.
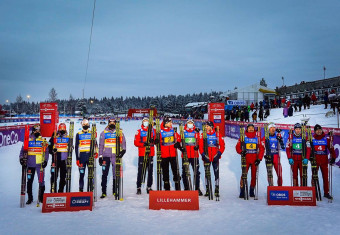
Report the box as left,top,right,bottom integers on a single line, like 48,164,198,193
49,88,58,102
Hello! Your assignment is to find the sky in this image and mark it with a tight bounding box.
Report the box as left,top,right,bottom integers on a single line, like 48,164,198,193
1,0,340,104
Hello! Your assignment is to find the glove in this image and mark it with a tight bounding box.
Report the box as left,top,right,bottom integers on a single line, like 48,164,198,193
174,142,181,149
330,158,335,165
76,160,81,167
53,148,58,153
241,150,247,156
99,156,103,166
289,159,294,165
42,161,47,168
143,142,150,147
149,139,154,144
302,158,308,165
117,149,126,158
194,145,199,151
213,151,222,163
276,133,282,140
201,153,210,163
195,128,200,133
154,139,160,145
20,158,26,166
255,159,261,166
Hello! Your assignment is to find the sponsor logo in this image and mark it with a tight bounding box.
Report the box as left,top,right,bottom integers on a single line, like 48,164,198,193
269,190,289,201
46,197,67,209
156,198,192,203
70,196,91,207
0,131,19,147
293,190,313,202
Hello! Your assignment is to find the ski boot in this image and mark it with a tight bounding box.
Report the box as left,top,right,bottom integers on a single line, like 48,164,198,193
26,195,33,205
164,181,170,191
215,186,220,201
136,187,141,195
249,187,255,197
175,181,181,191
100,193,107,199
79,188,83,192
239,187,245,198
324,194,333,200
198,188,203,196
146,187,152,194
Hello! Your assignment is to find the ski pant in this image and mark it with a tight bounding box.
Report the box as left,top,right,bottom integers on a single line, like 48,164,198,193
273,154,282,186
50,158,66,193
161,157,180,190
27,166,45,199
78,160,89,191
240,160,257,188
311,162,330,195
205,161,219,187
101,157,115,194
292,159,303,186
182,158,201,190
136,156,154,188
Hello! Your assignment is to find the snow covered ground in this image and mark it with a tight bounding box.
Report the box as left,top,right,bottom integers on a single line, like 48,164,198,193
0,105,340,235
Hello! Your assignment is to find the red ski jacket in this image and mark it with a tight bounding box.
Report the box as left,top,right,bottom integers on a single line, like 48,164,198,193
178,124,200,159
235,131,265,161
134,124,156,157
159,122,180,158
312,132,336,165
199,129,225,161
286,132,311,161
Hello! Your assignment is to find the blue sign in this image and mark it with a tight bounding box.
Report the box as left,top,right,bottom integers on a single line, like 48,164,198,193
43,120,51,124
269,190,289,201
70,196,91,207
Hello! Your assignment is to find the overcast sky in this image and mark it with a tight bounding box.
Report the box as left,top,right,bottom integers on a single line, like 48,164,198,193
1,0,340,104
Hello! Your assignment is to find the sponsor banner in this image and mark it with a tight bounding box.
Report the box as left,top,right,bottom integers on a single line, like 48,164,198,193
267,186,316,206
226,100,246,106
42,192,93,213
0,125,34,148
149,190,199,210
225,121,340,167
0,118,39,123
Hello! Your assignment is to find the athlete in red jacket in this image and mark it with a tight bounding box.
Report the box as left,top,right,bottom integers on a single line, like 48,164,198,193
199,121,225,197
134,117,157,194
178,117,202,195
286,123,311,186
311,124,336,199
159,116,181,190
235,124,265,198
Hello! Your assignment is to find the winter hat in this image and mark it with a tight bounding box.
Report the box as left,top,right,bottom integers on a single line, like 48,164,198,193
58,123,66,130
186,117,194,124
163,116,172,124
314,124,322,132
247,123,254,129
31,124,40,133
268,123,276,129
108,117,116,124
206,121,214,128
294,123,302,129
142,116,149,122
81,119,89,126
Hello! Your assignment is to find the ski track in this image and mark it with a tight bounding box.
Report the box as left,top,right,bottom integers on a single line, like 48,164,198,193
0,105,340,235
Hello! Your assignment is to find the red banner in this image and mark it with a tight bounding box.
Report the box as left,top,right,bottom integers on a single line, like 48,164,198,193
42,192,93,213
149,191,199,210
267,186,316,206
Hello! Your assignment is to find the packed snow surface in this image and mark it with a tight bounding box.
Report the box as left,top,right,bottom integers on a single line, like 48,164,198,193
0,105,339,235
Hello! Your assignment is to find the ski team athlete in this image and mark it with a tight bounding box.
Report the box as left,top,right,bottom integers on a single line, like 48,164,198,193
311,124,336,199
199,121,225,197
75,119,98,192
134,117,157,194
98,118,126,198
178,117,202,195
236,124,265,198
159,116,181,190
48,123,69,193
286,123,311,186
263,123,285,186
19,124,49,204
